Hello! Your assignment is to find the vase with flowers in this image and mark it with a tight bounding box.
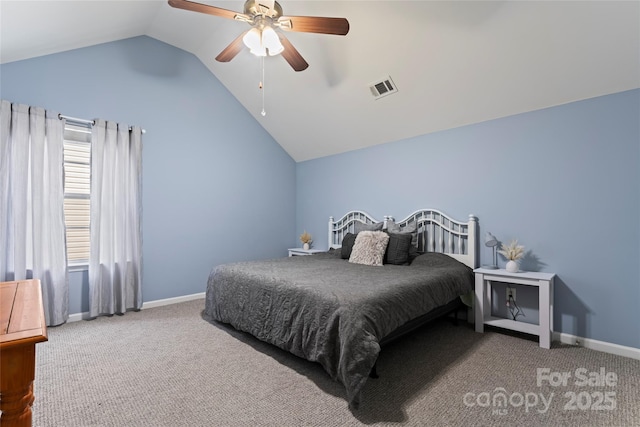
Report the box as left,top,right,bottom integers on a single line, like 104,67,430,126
498,240,524,273
300,231,312,251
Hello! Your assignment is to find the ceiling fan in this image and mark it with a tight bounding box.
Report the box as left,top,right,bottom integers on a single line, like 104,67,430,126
168,0,350,72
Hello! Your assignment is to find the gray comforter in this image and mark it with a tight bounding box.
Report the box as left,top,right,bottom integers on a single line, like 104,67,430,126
203,250,473,408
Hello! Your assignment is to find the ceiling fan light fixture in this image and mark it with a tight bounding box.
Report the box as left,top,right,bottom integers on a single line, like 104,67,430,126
243,25,284,57
262,26,284,56
250,46,267,56
243,27,266,56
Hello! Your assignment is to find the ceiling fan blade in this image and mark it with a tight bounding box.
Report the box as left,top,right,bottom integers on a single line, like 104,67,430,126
168,0,250,22
277,16,349,36
279,34,309,72
215,31,249,63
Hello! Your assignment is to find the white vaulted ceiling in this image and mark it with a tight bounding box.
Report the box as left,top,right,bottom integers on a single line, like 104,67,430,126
1,1,638,162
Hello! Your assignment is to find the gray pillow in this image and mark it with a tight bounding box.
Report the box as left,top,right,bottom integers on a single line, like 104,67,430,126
386,219,418,247
353,221,384,234
384,232,413,265
349,231,390,266
341,233,357,259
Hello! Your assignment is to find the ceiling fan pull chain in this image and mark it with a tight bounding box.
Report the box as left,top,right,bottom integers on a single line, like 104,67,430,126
260,56,266,116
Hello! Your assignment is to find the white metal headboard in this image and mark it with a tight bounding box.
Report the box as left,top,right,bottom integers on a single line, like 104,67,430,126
328,210,388,249
328,209,478,269
389,209,478,268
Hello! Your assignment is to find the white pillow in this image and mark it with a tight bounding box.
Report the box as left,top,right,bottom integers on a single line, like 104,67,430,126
349,231,390,266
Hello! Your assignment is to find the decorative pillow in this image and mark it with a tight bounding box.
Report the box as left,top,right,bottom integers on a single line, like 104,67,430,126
386,219,418,247
353,221,384,234
384,232,413,265
341,233,358,259
349,231,390,266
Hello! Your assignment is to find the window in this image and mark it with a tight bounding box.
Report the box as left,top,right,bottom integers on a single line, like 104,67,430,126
63,124,91,267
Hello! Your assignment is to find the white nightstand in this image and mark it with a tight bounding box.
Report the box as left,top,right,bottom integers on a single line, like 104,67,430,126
474,268,555,349
288,248,324,257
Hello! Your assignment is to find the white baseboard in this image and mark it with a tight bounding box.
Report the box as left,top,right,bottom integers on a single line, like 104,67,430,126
66,292,206,323
553,331,640,361
68,311,93,322
141,292,205,310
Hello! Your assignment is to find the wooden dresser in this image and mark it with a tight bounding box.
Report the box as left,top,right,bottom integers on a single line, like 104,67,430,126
1,280,48,427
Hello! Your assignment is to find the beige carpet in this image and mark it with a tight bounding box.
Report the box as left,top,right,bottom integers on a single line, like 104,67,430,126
31,299,640,426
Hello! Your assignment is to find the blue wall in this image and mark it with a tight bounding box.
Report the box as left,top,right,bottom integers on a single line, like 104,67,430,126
0,36,296,313
2,35,638,350
297,89,640,349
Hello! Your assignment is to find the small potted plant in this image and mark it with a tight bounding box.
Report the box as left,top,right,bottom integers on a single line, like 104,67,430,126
498,239,524,273
300,231,312,251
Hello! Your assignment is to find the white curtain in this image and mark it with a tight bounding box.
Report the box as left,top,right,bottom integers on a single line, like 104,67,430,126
0,100,69,326
89,119,142,317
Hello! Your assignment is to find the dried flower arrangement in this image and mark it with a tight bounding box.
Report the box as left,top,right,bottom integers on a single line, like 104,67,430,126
498,240,525,261
299,231,312,244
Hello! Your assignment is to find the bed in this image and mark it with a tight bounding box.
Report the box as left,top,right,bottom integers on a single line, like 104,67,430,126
203,209,478,408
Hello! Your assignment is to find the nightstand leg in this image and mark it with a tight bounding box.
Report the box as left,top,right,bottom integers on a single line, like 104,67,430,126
475,274,484,333
539,280,551,349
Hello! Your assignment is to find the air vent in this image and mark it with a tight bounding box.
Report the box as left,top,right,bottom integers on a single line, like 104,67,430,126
369,76,398,99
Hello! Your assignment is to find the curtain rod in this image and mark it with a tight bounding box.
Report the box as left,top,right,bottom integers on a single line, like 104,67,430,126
58,114,146,134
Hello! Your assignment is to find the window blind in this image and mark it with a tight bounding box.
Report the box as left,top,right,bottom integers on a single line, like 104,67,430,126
63,124,91,264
